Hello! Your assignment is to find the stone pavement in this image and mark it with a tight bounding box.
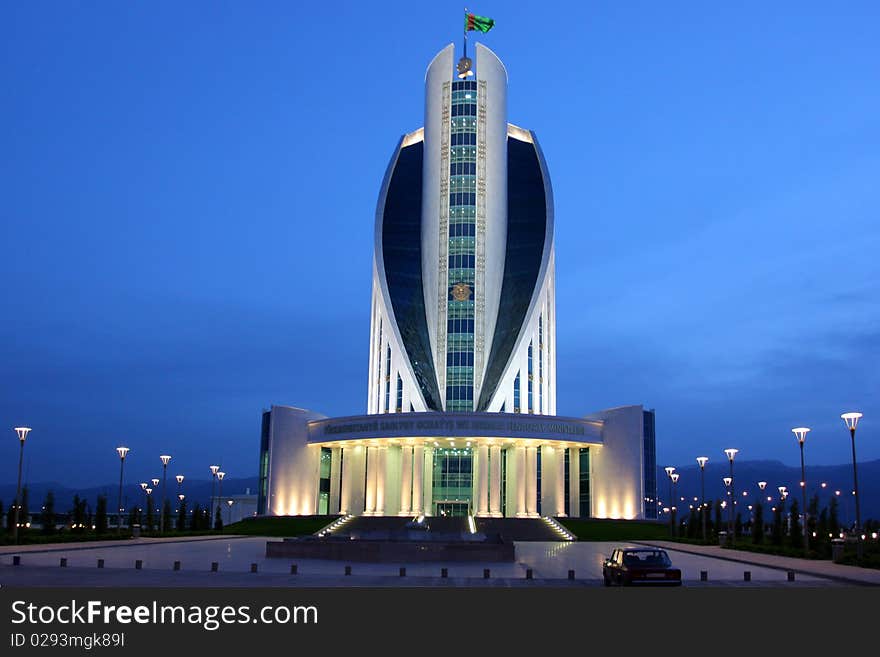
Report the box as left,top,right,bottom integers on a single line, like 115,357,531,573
638,540,880,586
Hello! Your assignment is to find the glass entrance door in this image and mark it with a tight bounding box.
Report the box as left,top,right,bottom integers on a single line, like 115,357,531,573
436,502,470,517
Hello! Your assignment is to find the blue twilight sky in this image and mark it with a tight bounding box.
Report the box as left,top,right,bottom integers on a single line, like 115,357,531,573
1,1,878,489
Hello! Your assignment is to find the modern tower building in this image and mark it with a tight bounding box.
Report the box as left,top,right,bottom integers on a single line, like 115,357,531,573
258,43,657,521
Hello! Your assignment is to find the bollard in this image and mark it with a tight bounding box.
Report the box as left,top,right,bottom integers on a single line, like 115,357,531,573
211,562,218,572
744,571,751,582
12,556,21,566
483,568,490,579
345,565,352,576
97,559,104,569
290,564,298,575
135,560,143,570
173,561,181,571
700,570,708,581
441,567,448,578
60,558,67,568
787,571,795,582
399,567,406,577
526,568,533,580
568,569,575,580
250,563,258,573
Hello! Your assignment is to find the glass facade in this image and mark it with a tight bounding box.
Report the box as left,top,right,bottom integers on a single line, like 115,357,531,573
538,316,543,413
445,79,478,412
513,371,521,413
643,409,657,519
536,446,542,515
384,345,391,413
527,341,534,413
431,447,473,515
318,447,332,515
563,448,570,516
257,410,271,514
579,448,591,517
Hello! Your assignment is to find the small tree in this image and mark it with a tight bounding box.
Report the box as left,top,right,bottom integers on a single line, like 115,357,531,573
214,506,223,531
714,499,723,536
191,503,201,530
772,505,783,545
0,500,4,531
162,499,172,534
752,502,764,544
95,496,108,535
128,507,138,529
176,500,188,531
735,512,743,539
71,494,86,532
829,496,840,537
145,495,155,532
42,491,56,535
789,499,803,549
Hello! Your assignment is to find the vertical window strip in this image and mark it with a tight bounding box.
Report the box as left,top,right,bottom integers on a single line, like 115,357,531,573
396,373,403,413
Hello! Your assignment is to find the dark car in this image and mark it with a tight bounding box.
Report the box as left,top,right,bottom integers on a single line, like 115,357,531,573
602,547,682,586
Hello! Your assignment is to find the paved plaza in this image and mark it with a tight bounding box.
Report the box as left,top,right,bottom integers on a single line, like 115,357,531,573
1,535,872,587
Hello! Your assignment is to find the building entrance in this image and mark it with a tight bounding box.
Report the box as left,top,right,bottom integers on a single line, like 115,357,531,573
435,501,470,517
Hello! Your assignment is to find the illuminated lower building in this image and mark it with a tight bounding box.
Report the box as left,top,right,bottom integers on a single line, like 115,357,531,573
258,43,657,520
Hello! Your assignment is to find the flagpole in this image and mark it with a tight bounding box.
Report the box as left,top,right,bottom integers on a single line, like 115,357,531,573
463,7,468,60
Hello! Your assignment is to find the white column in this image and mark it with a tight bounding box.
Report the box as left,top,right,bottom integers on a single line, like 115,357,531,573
555,445,566,516
526,446,538,516
412,445,424,515
569,447,580,518
365,446,378,515
423,446,434,515
399,446,413,516
475,444,489,516
329,447,342,514
375,446,387,515
515,446,527,517
489,445,502,517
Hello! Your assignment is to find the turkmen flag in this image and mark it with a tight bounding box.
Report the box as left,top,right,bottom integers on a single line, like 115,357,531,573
465,13,495,33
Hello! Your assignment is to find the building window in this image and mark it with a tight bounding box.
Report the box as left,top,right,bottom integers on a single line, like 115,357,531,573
527,341,534,414
513,372,520,413
318,447,332,515
258,410,271,515
432,447,473,516
538,316,543,413
375,320,382,412
643,410,657,519
500,448,507,517
396,373,403,412
579,448,590,518
536,446,542,515
564,448,570,516
384,346,392,413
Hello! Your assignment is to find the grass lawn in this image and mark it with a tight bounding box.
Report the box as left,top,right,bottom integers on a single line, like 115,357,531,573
222,515,339,537
556,518,670,541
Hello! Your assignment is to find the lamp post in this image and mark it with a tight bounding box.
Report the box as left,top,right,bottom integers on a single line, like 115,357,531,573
209,465,220,526
159,455,171,534
227,499,234,525
216,471,226,529
145,488,153,530
791,427,810,554
757,481,767,540
696,457,708,542
840,412,863,553
723,477,733,541
670,473,680,537
664,467,675,537
115,446,130,534
12,428,32,544
723,448,738,544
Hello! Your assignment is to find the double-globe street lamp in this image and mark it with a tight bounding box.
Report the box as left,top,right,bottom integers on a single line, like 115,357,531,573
791,427,811,554
159,455,172,534
216,471,226,528
664,466,676,537
209,465,220,525
115,446,130,534
696,456,708,542
12,427,32,544
841,411,863,557
723,448,739,544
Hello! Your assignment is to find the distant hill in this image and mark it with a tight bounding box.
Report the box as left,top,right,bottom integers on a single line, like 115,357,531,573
0,477,258,514
654,459,880,523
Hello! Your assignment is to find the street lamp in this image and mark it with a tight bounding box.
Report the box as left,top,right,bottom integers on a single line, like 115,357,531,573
227,499,234,525
209,465,220,526
696,457,708,542
723,448,738,543
840,412,863,545
791,427,810,554
670,473,680,537
115,446,130,534
12,427,32,544
664,467,675,537
159,455,171,534
217,471,226,529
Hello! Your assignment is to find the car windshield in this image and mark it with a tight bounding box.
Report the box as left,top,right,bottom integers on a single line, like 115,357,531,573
622,550,671,567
